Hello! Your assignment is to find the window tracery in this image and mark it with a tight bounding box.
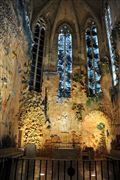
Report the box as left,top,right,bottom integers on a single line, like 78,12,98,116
85,21,101,96
29,19,45,92
105,5,118,86
57,24,72,99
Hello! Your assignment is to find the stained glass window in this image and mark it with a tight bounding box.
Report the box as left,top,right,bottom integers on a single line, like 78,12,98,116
29,20,45,92
57,25,72,99
85,22,101,96
105,6,118,86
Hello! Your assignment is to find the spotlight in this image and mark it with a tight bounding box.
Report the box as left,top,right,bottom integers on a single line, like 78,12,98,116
91,174,96,177
40,173,45,176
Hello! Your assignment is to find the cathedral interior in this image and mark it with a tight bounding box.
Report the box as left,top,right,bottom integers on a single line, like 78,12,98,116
0,0,120,179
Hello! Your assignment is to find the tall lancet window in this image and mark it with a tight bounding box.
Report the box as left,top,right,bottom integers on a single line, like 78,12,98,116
85,21,101,96
105,5,118,86
57,24,72,99
29,20,45,92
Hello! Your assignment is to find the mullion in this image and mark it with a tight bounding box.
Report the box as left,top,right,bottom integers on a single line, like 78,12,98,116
31,73,41,78
33,27,41,90
29,23,45,92
86,23,101,96
90,27,96,95
31,64,42,70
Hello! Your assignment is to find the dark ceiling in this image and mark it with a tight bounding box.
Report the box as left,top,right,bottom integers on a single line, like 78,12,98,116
25,0,103,26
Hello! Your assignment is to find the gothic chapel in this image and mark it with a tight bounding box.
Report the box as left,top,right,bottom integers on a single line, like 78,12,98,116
0,0,120,179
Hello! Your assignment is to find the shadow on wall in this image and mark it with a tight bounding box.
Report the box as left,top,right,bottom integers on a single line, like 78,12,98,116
0,135,16,149
111,135,120,150
81,110,112,155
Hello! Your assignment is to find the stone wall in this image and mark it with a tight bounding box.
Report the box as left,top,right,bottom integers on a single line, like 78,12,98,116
108,0,120,136
0,0,119,153
18,0,119,153
18,66,113,154
0,0,32,147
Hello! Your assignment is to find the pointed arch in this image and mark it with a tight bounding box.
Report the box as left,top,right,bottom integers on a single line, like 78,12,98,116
57,24,72,99
105,4,118,87
85,19,102,96
29,18,46,92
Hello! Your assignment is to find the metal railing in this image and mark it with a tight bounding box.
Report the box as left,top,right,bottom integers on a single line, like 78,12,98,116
0,158,120,180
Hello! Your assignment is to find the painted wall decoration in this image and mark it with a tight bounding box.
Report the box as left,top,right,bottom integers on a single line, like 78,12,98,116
1,0,119,154
19,67,113,154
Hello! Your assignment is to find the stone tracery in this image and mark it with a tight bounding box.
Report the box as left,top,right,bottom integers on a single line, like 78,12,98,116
0,0,119,156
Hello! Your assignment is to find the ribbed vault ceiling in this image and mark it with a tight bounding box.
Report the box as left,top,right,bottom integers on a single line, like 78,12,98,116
26,0,103,26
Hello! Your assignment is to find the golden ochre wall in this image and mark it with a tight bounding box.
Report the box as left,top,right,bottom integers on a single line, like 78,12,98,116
0,0,31,146
19,68,113,154
0,0,119,154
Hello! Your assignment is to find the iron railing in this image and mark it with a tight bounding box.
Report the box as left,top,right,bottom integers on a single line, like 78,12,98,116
0,158,120,180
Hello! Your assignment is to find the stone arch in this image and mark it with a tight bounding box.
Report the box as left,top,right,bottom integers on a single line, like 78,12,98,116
32,16,47,32
81,110,112,154
82,18,101,93
83,16,103,58
49,20,77,71
51,19,76,45
84,18,102,96
56,22,73,34
84,17,102,45
29,17,47,92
